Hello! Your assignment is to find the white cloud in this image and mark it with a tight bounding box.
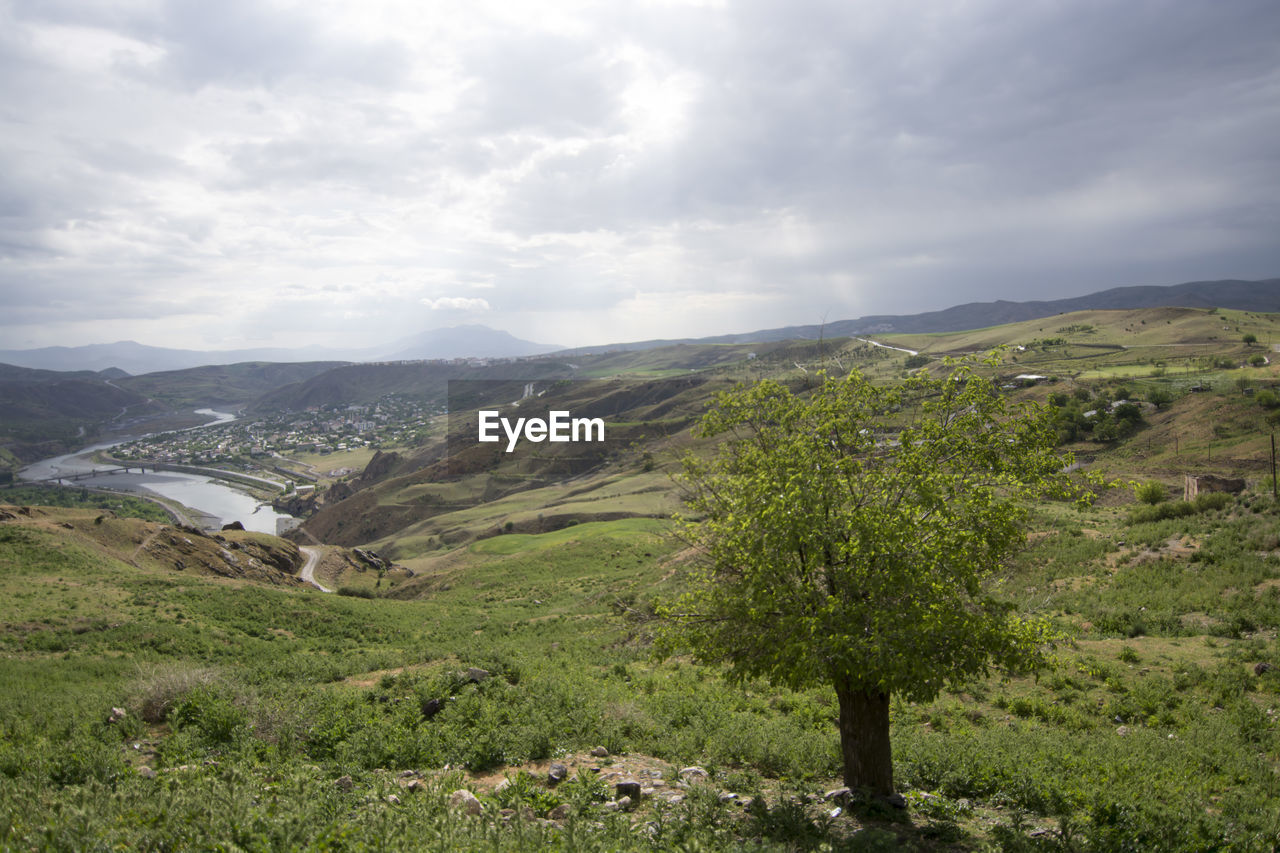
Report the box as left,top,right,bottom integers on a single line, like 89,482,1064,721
421,296,491,311
1,0,1278,350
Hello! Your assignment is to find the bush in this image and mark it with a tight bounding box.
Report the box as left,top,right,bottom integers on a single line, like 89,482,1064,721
130,664,224,724
1135,482,1167,505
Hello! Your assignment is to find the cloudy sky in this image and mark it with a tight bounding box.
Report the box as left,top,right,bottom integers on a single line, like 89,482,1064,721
2,0,1279,351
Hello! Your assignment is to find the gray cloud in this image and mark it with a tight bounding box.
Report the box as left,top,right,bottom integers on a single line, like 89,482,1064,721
1,0,1278,351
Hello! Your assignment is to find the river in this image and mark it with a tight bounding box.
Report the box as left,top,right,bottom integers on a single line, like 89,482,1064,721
16,409,299,536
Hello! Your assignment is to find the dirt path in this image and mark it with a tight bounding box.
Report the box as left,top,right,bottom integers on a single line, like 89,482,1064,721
299,545,331,592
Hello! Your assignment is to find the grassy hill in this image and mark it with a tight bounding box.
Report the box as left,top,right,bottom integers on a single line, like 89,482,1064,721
117,360,350,409
6,305,1280,848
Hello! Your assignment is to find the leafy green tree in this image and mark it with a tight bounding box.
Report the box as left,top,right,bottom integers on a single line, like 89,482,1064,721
1146,388,1173,410
1243,332,1258,346
663,358,1082,797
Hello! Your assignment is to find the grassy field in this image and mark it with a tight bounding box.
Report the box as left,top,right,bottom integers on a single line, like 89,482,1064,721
4,485,1280,849
5,307,1280,849
285,447,380,477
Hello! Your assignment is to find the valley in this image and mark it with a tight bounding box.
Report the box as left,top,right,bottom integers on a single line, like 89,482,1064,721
3,298,1280,849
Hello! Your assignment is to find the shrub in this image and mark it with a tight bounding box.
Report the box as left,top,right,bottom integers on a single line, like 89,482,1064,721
130,664,224,724
1135,482,1167,505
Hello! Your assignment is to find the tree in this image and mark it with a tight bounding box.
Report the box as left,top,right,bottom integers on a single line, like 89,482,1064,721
1146,388,1173,410
662,357,1081,798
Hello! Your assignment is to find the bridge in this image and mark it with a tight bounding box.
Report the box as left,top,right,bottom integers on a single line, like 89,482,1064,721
33,465,156,485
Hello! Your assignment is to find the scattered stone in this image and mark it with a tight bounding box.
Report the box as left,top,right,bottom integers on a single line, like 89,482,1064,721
494,778,512,794
464,667,491,684
547,762,569,784
107,707,128,725
616,795,634,811
335,775,354,792
137,766,156,779
602,801,620,813
615,780,642,800
406,779,425,792
1116,725,1130,736
548,803,571,821
829,806,842,818
678,766,710,784
823,786,851,803
1255,662,1274,676
221,521,245,531
884,793,907,810
387,794,401,805
450,789,483,816
590,746,610,758
398,769,417,778
421,697,445,718
719,792,738,803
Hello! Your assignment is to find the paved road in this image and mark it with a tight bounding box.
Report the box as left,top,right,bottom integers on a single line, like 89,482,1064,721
299,545,332,592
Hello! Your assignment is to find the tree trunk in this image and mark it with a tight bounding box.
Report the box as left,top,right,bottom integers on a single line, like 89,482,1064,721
834,677,894,796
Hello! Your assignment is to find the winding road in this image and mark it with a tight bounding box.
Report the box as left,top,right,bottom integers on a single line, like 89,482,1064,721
299,545,331,592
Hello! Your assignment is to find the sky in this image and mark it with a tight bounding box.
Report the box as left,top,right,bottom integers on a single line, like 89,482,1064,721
2,0,1279,352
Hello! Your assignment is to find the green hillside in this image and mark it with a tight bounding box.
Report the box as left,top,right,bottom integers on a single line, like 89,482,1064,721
5,306,1280,848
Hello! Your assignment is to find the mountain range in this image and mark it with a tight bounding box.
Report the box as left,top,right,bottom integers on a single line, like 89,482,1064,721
2,277,1277,374
0,325,560,376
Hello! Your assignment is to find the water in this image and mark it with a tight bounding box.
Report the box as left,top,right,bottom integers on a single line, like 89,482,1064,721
17,410,298,535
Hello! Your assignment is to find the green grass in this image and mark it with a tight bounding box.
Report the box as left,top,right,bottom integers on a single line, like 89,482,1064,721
469,518,671,555
10,310,1280,848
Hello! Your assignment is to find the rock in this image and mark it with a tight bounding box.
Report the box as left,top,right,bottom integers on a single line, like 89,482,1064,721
823,786,851,803
421,697,445,719
547,762,569,784
1255,662,1274,676
450,789,483,815
398,769,417,778
221,521,245,531
387,794,401,805
107,707,128,724
615,780,642,800
678,766,710,784
137,766,156,779
1116,725,1130,736
464,667,491,684
602,801,620,813
590,746,610,758
547,803,571,821
616,795,633,811
494,778,512,794
719,792,738,803
335,775,354,792
406,779,425,792
353,547,391,572
883,792,907,809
